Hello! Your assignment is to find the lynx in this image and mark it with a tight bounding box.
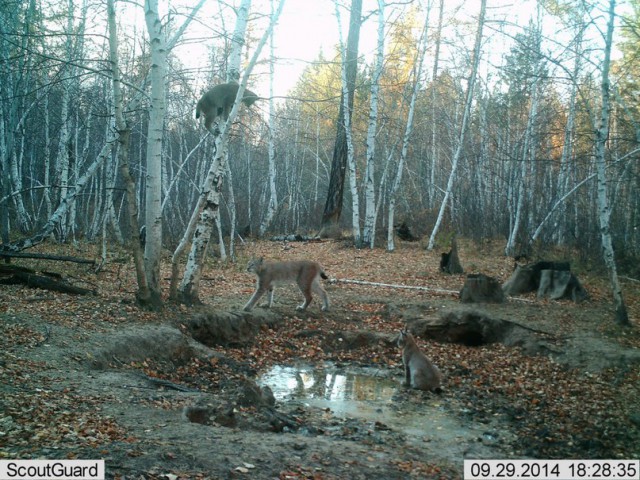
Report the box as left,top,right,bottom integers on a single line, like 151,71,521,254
243,257,329,312
397,329,442,392
195,83,259,130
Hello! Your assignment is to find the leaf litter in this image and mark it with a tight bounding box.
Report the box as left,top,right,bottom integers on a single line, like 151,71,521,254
0,239,639,478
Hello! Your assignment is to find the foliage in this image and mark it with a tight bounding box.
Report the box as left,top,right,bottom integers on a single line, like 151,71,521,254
0,0,639,273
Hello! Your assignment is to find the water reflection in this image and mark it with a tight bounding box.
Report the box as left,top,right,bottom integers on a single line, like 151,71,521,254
258,363,503,457
259,364,397,403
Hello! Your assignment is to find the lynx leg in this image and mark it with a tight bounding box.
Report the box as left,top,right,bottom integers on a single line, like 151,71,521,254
296,280,313,311
244,285,266,311
266,287,275,308
404,363,412,387
313,278,329,311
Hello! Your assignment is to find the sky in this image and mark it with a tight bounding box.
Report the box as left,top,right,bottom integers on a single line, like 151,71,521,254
170,0,492,99
118,0,620,103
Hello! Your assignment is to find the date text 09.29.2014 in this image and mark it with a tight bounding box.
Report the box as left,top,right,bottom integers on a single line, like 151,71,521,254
464,460,639,480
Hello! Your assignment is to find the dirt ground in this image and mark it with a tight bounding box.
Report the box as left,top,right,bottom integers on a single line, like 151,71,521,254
1,239,639,479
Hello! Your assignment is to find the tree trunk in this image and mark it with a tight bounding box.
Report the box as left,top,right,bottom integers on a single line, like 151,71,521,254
594,0,629,326
333,0,361,245
429,0,444,207
321,0,362,233
362,0,384,249
143,0,168,309
108,0,151,306
177,0,285,304
387,10,430,252
258,0,278,238
427,0,486,250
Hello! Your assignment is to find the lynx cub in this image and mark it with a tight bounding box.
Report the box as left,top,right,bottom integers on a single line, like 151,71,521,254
243,257,330,312
397,329,442,392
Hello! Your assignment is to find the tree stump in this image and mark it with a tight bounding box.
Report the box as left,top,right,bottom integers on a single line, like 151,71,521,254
537,269,588,302
502,261,587,302
459,273,505,303
439,237,464,274
395,221,419,241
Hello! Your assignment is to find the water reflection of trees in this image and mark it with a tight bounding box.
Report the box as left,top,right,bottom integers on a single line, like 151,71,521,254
289,368,396,402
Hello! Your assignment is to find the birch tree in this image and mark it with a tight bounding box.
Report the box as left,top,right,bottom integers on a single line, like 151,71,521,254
334,0,360,245
594,0,629,326
388,5,430,252
107,0,150,304
177,0,286,305
142,0,205,308
321,0,362,234
505,19,544,256
221,0,252,260
258,0,279,237
427,0,486,250
143,0,168,308
362,0,385,248
428,0,444,206
172,0,252,303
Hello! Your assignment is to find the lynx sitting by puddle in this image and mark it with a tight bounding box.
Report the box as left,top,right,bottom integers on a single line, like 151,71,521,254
398,329,442,392
243,257,330,312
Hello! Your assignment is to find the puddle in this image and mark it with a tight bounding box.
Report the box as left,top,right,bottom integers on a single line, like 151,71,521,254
259,363,397,414
258,363,501,453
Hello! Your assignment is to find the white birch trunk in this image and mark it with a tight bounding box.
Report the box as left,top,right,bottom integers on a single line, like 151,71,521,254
220,0,251,257
334,0,360,245
429,0,445,206
427,0,486,250
258,0,278,237
594,0,628,325
178,0,286,304
387,7,431,251
143,0,168,306
107,0,150,303
0,86,9,243
43,95,52,218
362,0,384,248
505,59,540,256
228,0,251,83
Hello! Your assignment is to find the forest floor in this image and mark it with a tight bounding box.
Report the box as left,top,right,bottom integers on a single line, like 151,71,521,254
1,238,640,479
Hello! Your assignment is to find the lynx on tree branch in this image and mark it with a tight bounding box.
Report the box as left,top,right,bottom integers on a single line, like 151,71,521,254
195,82,259,130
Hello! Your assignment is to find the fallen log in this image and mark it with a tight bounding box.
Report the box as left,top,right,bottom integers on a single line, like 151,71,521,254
0,252,95,264
333,277,536,302
269,234,322,242
0,265,94,295
332,278,459,296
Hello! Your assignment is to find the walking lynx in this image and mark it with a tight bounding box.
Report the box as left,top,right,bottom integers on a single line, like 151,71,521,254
243,257,330,312
397,329,442,392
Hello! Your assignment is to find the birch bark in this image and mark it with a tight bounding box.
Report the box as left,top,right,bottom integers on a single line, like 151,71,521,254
427,0,486,250
177,0,286,304
108,0,150,304
594,0,629,326
142,0,205,307
334,0,360,245
387,8,430,252
258,0,278,237
143,0,168,307
362,0,384,248
429,0,444,206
